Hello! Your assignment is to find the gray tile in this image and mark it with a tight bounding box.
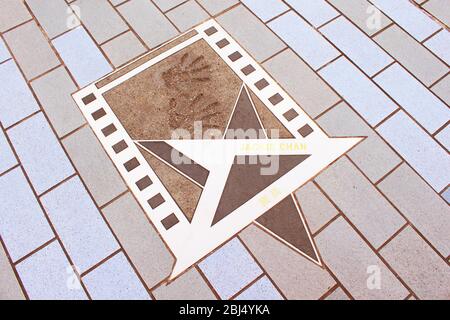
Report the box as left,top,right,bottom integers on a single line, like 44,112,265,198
16,241,88,300
0,37,10,63
436,125,450,151
40,176,119,273
102,192,174,288
83,252,150,300
52,26,112,87
166,0,209,32
325,287,350,300
63,126,126,206
0,168,54,262
235,276,284,300
294,181,338,234
0,129,17,174
118,0,178,48
101,31,146,67
199,238,262,299
263,49,339,118
152,0,186,12
217,5,285,62
380,226,450,299
423,0,450,26
315,217,409,299
3,21,59,80
197,0,238,15
377,111,450,192
31,66,85,137
72,0,128,44
374,63,449,134
431,73,450,105
0,242,25,299
153,267,216,300
268,11,339,70
0,0,31,33
241,0,288,22
319,57,397,126
0,60,39,127
240,224,335,299
379,164,450,257
315,157,405,248
374,25,448,87
7,113,74,195
286,0,339,27
317,102,401,182
26,0,74,39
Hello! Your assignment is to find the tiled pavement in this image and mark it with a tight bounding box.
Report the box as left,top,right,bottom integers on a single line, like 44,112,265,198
0,0,449,300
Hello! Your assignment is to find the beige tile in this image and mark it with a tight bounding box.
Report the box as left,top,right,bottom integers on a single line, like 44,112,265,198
239,224,335,299
0,243,25,300
166,0,209,32
378,164,450,257
153,268,217,300
380,226,450,299
102,192,174,289
26,0,73,39
423,0,450,26
374,25,448,86
101,31,146,67
264,49,340,118
325,287,350,300
3,21,60,80
63,126,127,206
431,73,450,105
315,157,405,248
315,217,409,299
294,181,338,234
197,0,238,15
0,0,31,32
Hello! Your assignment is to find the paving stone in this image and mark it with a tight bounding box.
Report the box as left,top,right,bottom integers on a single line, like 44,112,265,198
285,0,339,27
7,113,74,195
374,25,448,87
320,16,393,77
319,57,397,126
380,226,450,299
317,102,401,182
72,0,128,44
294,181,339,234
31,66,85,137
199,238,262,299
234,276,284,300
40,176,119,273
424,30,450,65
0,242,25,299
0,0,31,32
101,31,146,67
431,73,450,105
118,0,178,48
0,129,17,174
0,38,10,63
379,164,450,257
0,60,39,128
217,5,285,62
16,241,88,300
26,0,73,39
327,0,391,36
377,111,450,192
53,26,112,87
166,0,209,32
442,188,450,204
268,11,339,70
423,0,450,27
370,0,440,41
436,125,450,151
152,0,186,12
82,252,150,300
102,192,174,288
325,287,350,300
263,49,339,118
374,64,450,134
0,168,54,262
241,0,288,22
153,268,216,300
315,217,409,299
63,126,127,206
315,157,405,248
110,0,127,5
197,0,238,15
239,224,335,299
3,21,59,80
